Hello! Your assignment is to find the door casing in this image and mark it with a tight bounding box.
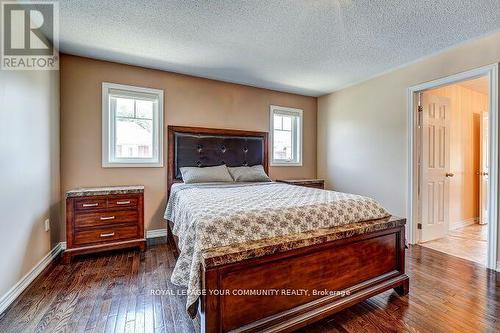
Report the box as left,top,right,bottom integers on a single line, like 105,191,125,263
407,64,499,271
480,111,489,225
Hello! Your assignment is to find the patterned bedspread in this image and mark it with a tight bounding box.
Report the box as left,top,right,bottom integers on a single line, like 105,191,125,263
164,182,390,317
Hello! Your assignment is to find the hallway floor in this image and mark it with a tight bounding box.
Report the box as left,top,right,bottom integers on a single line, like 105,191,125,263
420,223,488,265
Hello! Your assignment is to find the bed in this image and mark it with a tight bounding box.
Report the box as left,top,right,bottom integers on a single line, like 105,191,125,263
165,125,409,333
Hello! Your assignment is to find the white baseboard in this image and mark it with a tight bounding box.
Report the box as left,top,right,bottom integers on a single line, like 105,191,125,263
146,228,168,238
0,242,64,315
449,217,478,230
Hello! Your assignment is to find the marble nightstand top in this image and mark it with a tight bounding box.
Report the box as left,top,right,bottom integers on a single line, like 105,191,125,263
66,185,144,198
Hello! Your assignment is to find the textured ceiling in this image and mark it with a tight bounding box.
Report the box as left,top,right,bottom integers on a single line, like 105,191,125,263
58,0,500,96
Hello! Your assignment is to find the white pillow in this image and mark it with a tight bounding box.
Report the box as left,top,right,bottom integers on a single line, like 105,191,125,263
180,165,233,183
228,165,271,182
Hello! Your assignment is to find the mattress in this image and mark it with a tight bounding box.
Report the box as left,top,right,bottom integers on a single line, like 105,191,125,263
163,182,390,317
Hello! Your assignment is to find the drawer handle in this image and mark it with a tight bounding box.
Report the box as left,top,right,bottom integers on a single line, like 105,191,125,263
100,232,115,238
100,216,115,221
82,203,98,207
116,201,131,205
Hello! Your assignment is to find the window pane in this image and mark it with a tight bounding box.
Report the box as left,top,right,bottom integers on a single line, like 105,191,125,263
136,100,154,119
282,115,292,131
270,107,302,165
115,97,134,117
273,129,292,160
274,115,282,130
115,118,153,158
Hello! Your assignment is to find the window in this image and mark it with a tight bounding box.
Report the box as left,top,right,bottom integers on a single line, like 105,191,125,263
102,83,163,167
270,105,303,166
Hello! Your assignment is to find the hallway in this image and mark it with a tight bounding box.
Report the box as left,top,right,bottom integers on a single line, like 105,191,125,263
420,224,487,265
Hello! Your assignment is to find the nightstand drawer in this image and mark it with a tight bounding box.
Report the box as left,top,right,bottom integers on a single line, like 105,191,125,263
300,183,324,189
74,225,139,246
276,179,325,190
75,198,107,211
75,210,138,228
107,197,138,209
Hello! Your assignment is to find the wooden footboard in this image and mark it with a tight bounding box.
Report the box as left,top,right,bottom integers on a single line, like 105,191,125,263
199,223,409,333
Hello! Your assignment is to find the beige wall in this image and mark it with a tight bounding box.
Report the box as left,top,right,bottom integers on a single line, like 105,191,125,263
0,69,60,298
429,84,488,229
317,31,500,257
60,55,317,233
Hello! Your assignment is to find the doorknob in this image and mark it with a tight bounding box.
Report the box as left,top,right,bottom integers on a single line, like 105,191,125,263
445,173,454,177
481,172,489,176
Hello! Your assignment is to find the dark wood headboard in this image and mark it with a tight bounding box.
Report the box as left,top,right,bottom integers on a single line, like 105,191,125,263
167,126,268,194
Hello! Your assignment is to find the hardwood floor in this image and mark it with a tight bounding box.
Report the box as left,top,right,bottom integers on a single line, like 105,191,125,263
0,238,499,333
420,224,488,265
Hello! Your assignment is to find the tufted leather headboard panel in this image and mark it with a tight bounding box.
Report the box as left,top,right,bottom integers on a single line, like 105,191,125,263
173,133,265,179
167,126,268,193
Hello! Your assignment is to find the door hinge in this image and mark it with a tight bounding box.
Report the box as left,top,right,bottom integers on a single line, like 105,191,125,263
417,105,423,113
417,223,422,230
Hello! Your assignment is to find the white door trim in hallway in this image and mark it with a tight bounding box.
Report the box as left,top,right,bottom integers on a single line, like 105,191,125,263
407,63,499,271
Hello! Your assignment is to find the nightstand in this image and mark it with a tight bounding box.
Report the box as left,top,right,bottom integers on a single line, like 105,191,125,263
63,185,146,263
276,179,325,190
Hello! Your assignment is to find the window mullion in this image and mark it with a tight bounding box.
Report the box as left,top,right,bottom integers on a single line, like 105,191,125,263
110,97,117,162
293,116,297,162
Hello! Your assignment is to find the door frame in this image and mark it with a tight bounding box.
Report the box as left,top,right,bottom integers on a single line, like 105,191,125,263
480,111,489,225
407,64,499,271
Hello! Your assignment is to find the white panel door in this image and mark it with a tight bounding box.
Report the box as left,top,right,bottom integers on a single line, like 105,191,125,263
420,92,451,242
479,111,489,225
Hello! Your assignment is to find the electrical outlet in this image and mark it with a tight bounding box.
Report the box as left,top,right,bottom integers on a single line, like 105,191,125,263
44,219,50,232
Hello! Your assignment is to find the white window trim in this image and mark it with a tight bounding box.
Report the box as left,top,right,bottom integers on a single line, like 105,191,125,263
269,105,303,166
102,82,164,168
